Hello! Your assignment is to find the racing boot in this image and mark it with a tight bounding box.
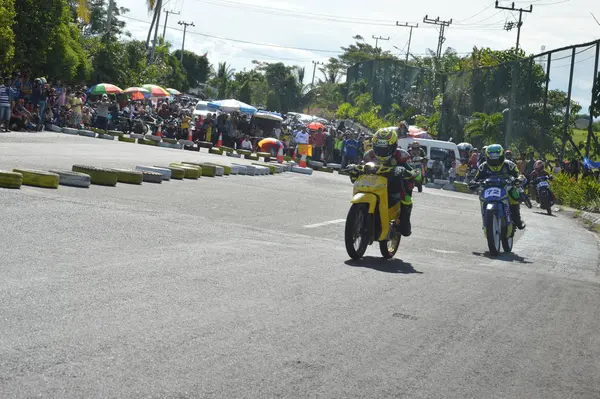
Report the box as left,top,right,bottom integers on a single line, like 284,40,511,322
397,203,413,237
510,204,526,230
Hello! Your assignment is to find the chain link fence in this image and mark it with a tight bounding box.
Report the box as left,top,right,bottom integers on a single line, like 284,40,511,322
346,39,600,159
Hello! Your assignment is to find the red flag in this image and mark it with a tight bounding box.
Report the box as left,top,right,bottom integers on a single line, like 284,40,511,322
202,52,208,57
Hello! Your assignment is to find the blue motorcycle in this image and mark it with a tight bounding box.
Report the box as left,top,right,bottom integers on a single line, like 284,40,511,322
472,176,519,255
533,175,555,215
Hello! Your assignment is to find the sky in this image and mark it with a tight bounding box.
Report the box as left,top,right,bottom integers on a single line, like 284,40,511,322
119,0,600,106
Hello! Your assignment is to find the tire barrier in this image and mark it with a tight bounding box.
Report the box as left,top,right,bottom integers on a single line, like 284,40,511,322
97,134,115,140
227,152,242,158
315,167,334,173
434,179,450,186
291,166,313,175
236,149,251,156
244,154,259,161
62,127,79,135
78,130,96,138
72,165,118,186
454,182,471,194
425,182,442,189
162,138,178,144
205,163,229,176
118,136,136,143
138,139,157,146
49,170,91,188
181,162,218,177
130,133,144,140
136,165,171,181
209,147,223,155
107,130,124,137
49,124,62,133
252,165,270,175
219,146,234,153
309,160,323,169
178,139,195,147
157,165,185,180
257,152,272,161
327,163,342,170
442,183,456,192
113,169,144,185
198,141,213,149
13,168,59,189
145,134,162,142
140,170,163,183
233,165,247,175
168,163,202,179
0,170,23,189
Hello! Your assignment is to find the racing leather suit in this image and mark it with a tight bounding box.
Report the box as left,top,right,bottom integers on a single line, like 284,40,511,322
360,148,420,236
472,160,526,230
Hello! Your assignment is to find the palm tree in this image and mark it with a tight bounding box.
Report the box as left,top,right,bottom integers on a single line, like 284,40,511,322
216,62,235,99
73,0,155,24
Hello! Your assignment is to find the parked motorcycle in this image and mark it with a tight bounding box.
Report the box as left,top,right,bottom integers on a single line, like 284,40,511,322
533,175,555,215
344,162,404,260
471,176,521,256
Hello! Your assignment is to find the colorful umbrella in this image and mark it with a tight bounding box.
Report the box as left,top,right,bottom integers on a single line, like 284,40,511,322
141,84,171,97
307,121,325,130
255,110,283,121
88,83,123,95
123,87,150,101
207,99,257,114
166,88,182,96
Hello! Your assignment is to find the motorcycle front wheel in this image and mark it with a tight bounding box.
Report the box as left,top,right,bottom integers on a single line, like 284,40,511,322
379,232,401,259
485,210,501,256
345,204,370,260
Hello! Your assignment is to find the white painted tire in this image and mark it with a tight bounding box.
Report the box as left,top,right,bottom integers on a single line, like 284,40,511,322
434,179,450,185
170,143,183,149
49,170,91,188
50,124,62,133
158,142,171,148
145,134,162,142
308,160,323,168
136,165,171,181
442,183,456,191
178,139,194,147
232,164,248,175
78,130,96,138
291,166,313,175
130,133,144,139
227,152,242,158
62,127,78,135
211,166,224,176
425,182,441,189
236,164,256,176
229,165,239,175
327,163,342,170
254,166,269,175
98,134,115,140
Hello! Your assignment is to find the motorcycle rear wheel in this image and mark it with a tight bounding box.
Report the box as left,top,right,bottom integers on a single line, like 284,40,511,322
485,211,501,256
379,232,401,259
345,204,370,260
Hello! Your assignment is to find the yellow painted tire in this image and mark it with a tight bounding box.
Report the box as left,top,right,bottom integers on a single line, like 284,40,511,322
113,169,144,185
257,152,272,159
236,149,251,156
207,163,231,175
169,163,201,179
162,138,178,144
72,165,118,186
209,147,223,155
156,166,185,180
0,170,23,189
219,146,234,153
118,136,136,143
107,130,125,137
244,154,259,161
13,168,59,189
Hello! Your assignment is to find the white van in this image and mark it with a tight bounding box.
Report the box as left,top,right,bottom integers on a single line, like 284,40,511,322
398,138,460,168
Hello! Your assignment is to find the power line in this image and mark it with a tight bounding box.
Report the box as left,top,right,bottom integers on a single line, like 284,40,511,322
495,1,533,53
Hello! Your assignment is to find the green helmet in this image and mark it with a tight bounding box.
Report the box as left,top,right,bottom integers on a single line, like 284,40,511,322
486,144,505,170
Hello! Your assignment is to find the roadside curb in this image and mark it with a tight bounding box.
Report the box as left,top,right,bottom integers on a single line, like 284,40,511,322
558,206,600,233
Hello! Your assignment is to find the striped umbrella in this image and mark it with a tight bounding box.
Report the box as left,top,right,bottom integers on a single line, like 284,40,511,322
123,87,150,101
141,84,171,98
166,88,182,96
88,83,123,95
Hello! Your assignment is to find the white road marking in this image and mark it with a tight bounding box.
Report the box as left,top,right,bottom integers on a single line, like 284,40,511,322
304,219,346,229
430,249,459,254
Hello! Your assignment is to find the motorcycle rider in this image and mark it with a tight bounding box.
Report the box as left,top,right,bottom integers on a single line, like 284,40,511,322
529,160,551,200
505,149,513,162
470,144,526,230
349,129,420,237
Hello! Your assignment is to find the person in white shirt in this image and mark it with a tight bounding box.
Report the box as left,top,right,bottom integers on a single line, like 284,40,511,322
241,135,253,151
273,126,281,139
295,127,309,144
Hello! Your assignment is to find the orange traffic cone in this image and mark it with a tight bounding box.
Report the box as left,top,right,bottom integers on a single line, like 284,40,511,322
299,153,307,168
216,132,223,147
276,146,284,163
156,123,162,137
187,126,193,142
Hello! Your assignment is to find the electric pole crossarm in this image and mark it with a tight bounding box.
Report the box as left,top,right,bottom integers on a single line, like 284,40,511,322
422,15,452,59
494,1,533,53
372,35,390,52
396,22,419,63
178,21,195,62
163,9,181,40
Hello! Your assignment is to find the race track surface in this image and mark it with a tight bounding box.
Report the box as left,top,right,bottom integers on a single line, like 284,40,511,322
1,133,599,398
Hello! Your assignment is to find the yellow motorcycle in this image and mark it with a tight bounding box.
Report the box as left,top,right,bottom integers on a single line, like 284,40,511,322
345,162,402,260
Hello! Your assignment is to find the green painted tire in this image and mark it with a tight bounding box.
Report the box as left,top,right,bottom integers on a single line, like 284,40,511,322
198,141,213,149
316,167,334,173
257,152,272,159
236,149,251,156
162,138,178,144
156,165,185,180
107,130,124,137
209,147,223,155
114,169,144,185
219,146,234,153
169,163,202,179
13,168,59,189
118,135,136,143
72,165,118,186
244,154,259,161
205,163,231,175
0,170,23,189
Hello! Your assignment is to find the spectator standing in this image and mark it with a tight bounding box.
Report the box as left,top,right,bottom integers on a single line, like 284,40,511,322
313,128,325,162
95,94,110,131
342,134,360,167
0,77,15,132
517,153,527,175
457,161,468,182
69,90,83,127
524,151,535,177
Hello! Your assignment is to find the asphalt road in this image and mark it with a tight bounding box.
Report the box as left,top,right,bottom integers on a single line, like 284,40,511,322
1,133,599,398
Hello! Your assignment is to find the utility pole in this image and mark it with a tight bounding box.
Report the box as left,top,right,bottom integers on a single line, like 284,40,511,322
372,35,390,52
150,0,163,61
105,0,115,36
495,1,533,54
396,22,419,63
163,9,180,40
423,15,452,59
178,21,195,62
311,61,324,87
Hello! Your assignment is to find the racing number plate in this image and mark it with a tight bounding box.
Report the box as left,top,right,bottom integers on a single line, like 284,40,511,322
537,181,550,189
483,187,502,198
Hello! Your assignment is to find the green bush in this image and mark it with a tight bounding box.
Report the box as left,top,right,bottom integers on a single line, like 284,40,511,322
551,173,600,212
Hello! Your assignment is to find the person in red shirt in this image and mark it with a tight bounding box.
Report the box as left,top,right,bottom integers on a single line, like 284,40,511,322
313,128,326,161
468,149,479,170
